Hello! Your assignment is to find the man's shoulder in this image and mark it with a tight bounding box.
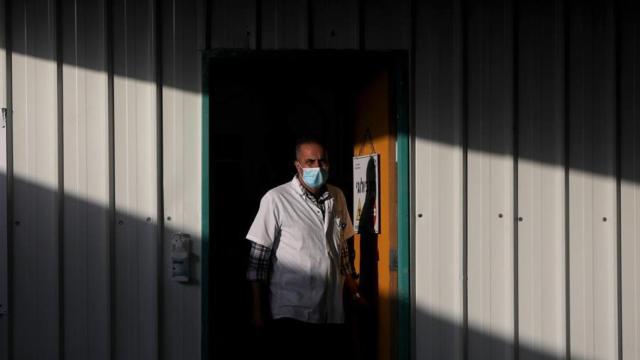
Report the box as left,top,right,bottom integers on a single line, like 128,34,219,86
263,181,296,200
326,184,346,200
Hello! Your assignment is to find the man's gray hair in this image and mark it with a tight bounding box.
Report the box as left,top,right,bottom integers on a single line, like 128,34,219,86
295,137,329,160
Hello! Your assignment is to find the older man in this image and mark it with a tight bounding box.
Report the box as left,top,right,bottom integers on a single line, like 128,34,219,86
246,138,362,359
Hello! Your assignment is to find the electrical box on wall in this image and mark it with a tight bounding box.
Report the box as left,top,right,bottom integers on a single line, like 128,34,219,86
171,233,191,282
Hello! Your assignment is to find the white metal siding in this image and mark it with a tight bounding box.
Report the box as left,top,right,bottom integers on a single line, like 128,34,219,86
11,0,60,359
516,1,566,359
413,1,640,359
568,1,619,359
466,1,515,359
161,0,203,358
261,0,309,49
1,0,205,358
61,0,111,359
621,3,640,359
62,0,111,360
414,0,464,359
362,0,411,50
113,0,159,358
210,0,257,49
3,1,640,360
310,0,359,49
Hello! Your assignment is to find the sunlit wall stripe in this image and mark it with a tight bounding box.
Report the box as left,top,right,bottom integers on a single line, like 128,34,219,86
516,1,566,359
620,1,640,359
11,0,60,358
112,0,159,358
61,0,110,358
414,0,465,359
161,0,202,359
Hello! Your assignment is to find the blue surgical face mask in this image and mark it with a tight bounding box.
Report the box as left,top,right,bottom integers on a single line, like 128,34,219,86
301,167,328,189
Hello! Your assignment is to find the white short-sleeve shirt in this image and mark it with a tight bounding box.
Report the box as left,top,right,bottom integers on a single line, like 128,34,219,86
246,176,355,323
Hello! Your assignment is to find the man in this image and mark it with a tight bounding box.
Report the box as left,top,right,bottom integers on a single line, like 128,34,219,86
246,138,362,360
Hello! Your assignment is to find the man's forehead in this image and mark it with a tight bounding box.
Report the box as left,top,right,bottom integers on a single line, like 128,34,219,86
298,143,326,157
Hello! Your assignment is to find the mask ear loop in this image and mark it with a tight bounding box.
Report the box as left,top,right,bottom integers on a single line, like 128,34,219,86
357,128,377,156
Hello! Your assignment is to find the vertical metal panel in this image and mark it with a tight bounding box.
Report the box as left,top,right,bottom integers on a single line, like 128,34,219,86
161,0,202,359
620,1,640,358
113,0,159,358
309,0,359,49
61,0,110,359
362,0,410,50
11,0,60,358
261,0,308,49
466,1,515,359
195,0,206,52
414,0,464,359
516,1,566,359
209,0,257,49
568,1,618,359
0,0,8,356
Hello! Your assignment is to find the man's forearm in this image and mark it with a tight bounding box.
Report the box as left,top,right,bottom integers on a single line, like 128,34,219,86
250,280,266,327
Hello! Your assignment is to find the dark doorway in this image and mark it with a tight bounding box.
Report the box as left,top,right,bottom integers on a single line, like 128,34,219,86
206,51,399,359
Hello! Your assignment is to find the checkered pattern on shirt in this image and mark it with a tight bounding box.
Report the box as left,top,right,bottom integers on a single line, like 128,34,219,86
246,242,273,281
246,181,353,282
246,240,353,282
297,182,331,217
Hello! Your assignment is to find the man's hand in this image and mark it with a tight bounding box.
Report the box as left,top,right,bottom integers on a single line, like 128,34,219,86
345,275,367,307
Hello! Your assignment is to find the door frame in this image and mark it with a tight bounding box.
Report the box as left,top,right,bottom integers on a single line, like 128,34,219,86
201,49,410,360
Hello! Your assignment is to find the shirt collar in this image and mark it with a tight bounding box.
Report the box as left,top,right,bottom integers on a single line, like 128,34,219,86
291,175,331,202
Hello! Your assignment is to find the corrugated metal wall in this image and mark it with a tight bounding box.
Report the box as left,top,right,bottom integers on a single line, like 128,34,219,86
414,1,640,360
0,0,204,359
1,0,640,360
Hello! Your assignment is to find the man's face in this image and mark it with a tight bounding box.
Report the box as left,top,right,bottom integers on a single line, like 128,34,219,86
295,143,329,174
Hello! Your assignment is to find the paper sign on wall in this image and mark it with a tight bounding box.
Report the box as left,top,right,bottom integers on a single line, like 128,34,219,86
353,153,380,234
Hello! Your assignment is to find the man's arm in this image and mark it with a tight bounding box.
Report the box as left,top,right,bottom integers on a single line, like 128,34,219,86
247,241,272,329
340,236,365,304
250,281,267,328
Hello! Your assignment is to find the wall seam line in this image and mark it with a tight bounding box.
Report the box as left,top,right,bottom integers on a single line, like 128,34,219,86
461,0,469,359
155,0,165,358
106,0,116,357
56,0,65,357
358,0,364,50
563,0,571,357
255,0,262,50
512,0,520,357
615,0,624,358
306,0,313,50
408,0,417,359
4,0,13,357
